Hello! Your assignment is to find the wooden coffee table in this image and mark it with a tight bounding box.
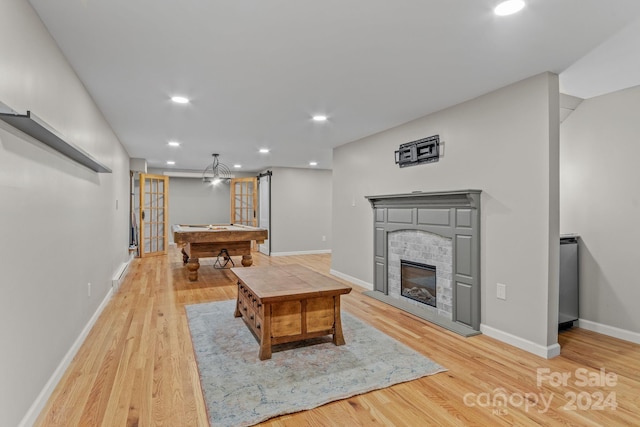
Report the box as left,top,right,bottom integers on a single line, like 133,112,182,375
232,264,352,360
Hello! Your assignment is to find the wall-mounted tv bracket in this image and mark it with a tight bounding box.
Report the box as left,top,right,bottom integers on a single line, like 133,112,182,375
394,134,440,168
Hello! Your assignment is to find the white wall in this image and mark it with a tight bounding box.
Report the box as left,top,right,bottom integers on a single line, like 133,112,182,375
0,2,130,426
168,177,231,226
560,85,640,336
270,167,332,255
332,73,560,356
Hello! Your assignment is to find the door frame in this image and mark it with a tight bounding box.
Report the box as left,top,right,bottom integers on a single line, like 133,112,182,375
258,171,271,255
139,173,169,257
230,177,258,227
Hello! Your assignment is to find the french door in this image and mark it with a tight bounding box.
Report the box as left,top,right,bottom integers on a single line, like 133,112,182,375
230,177,258,227
139,173,169,257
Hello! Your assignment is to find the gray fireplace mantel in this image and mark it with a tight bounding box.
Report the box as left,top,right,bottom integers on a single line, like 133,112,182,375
365,190,481,336
366,189,480,209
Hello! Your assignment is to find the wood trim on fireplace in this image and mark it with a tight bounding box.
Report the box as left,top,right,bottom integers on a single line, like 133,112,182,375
365,190,481,335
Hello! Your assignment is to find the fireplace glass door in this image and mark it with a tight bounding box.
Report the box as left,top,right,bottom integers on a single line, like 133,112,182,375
401,260,436,307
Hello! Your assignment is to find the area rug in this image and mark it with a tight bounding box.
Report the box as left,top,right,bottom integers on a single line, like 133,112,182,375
186,299,446,427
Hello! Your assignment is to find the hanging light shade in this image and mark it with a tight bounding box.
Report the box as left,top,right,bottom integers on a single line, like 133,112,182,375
202,153,232,184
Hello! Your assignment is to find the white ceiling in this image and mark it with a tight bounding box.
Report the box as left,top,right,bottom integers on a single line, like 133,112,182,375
27,0,640,172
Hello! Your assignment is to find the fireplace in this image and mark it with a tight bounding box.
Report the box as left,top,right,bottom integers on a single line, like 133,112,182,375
401,260,436,307
388,230,452,317
365,190,482,336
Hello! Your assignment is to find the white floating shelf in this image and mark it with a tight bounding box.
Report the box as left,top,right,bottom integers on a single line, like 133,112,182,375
0,109,112,173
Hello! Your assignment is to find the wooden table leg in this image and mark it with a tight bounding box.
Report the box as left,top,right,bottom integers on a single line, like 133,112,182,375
241,254,253,267
333,296,346,346
258,303,272,360
234,283,242,318
186,258,200,281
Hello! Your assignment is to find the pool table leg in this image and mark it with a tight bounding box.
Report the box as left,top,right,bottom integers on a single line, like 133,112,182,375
186,258,200,281
241,254,253,267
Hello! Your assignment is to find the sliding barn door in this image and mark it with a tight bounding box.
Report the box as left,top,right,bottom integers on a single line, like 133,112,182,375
230,177,258,227
258,173,271,255
139,173,169,257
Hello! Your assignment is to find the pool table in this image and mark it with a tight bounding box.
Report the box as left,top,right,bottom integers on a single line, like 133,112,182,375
173,224,268,281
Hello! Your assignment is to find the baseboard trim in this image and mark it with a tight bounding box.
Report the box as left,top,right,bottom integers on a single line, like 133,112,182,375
577,319,640,344
111,255,133,291
329,269,373,290
480,324,561,359
18,287,114,427
270,249,332,256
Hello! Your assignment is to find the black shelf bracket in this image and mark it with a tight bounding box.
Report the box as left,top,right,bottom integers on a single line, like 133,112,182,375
0,107,112,173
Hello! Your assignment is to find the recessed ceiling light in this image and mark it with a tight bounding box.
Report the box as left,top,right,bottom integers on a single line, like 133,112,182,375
166,161,175,165
259,148,270,153
233,164,242,168
171,96,189,104
309,161,318,166
494,0,525,16
168,141,181,147
312,115,327,122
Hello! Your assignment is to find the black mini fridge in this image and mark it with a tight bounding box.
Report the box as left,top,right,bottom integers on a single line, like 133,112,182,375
559,235,579,329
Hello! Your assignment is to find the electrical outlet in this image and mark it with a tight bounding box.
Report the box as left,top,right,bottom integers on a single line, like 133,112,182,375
497,283,506,300
322,235,326,241
87,282,91,297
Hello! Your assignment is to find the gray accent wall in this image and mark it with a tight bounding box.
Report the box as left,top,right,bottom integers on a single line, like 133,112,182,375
270,167,332,254
560,84,640,335
0,2,130,426
332,73,560,353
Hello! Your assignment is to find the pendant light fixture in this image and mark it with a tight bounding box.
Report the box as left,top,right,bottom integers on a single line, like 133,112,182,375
202,153,232,184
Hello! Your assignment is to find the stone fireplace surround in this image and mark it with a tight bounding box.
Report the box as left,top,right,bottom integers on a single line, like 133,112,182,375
365,190,481,337
389,230,452,316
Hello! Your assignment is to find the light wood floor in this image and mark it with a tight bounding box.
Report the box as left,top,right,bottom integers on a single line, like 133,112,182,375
35,248,640,426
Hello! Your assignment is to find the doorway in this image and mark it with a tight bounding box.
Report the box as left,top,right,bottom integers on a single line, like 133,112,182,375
230,177,257,227
258,171,271,255
139,173,169,257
